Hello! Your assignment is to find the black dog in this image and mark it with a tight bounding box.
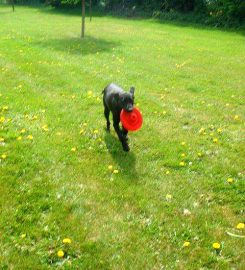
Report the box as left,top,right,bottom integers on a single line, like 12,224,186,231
102,83,135,152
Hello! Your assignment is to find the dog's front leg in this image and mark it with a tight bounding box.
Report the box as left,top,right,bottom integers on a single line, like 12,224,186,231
122,126,128,141
113,115,130,152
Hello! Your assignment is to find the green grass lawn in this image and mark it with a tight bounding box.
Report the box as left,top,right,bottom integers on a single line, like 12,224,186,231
0,5,244,269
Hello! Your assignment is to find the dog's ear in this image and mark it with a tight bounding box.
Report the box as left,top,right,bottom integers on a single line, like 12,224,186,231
129,87,135,97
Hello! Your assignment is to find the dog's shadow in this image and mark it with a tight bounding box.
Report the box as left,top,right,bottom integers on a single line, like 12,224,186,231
104,131,138,181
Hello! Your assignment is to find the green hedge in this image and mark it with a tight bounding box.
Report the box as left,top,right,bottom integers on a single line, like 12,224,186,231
4,0,245,27
47,0,244,26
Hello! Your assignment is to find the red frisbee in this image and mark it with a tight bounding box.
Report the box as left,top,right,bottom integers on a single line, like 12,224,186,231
120,107,143,131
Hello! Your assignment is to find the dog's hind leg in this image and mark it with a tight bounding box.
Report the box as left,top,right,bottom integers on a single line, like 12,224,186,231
104,106,110,132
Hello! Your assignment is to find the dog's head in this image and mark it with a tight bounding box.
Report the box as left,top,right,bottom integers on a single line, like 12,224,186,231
115,87,135,112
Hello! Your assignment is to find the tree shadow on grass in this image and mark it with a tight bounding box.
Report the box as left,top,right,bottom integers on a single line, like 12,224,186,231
104,131,139,182
32,35,120,56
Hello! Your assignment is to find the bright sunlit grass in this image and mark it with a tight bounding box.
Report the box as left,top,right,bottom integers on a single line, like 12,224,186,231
0,5,244,269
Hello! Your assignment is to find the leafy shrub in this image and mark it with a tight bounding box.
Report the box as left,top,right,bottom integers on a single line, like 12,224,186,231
18,0,245,27
205,0,245,26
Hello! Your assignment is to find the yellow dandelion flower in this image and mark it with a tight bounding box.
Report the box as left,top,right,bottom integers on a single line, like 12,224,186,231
227,178,234,184
179,161,186,167
213,138,218,143
181,153,186,157
234,115,239,120
42,125,49,132
20,129,26,134
27,135,33,140
108,165,113,170
165,170,170,175
93,129,99,134
166,194,172,200
80,129,84,134
217,128,222,133
198,128,205,134
0,137,4,142
32,115,38,120
212,242,221,249
57,250,64,258
63,238,72,244
1,154,7,159
183,241,190,247
83,123,87,127
0,116,5,123
113,169,119,174
17,136,22,141
71,147,77,152
2,106,8,111
236,223,244,230
181,142,186,146
21,233,26,239
197,152,203,157
87,91,93,96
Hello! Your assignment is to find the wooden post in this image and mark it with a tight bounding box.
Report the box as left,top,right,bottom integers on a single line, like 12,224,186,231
81,0,85,38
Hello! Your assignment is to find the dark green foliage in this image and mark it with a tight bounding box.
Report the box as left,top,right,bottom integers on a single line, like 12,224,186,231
8,0,245,26
154,0,245,27
47,0,80,7
206,0,245,25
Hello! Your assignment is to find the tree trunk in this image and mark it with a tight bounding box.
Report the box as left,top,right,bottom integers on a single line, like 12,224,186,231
12,0,15,12
81,0,85,38
89,0,92,22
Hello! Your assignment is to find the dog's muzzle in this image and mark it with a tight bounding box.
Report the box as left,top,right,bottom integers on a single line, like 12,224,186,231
126,105,133,112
